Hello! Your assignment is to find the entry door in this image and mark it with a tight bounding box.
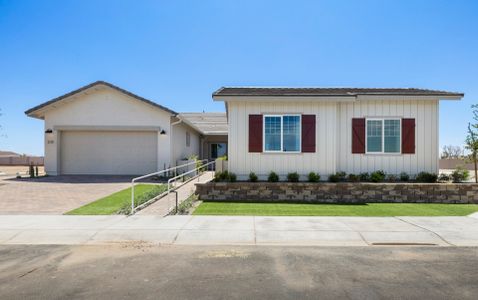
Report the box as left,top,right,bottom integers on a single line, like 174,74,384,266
210,143,227,159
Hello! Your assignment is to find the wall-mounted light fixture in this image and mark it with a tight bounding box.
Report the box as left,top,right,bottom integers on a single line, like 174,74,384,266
160,129,166,135
45,129,53,134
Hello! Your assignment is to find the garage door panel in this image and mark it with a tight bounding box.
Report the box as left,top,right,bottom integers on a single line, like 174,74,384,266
60,131,157,175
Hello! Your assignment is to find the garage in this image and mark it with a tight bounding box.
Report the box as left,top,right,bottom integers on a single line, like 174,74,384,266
60,131,158,175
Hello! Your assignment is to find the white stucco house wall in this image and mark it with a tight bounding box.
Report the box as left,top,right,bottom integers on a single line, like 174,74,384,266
25,81,227,175
212,87,463,180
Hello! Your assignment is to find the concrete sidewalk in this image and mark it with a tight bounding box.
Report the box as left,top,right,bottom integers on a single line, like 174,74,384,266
1,214,478,246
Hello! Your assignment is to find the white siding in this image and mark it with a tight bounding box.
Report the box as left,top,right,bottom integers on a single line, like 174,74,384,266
228,101,337,180
337,99,439,175
227,98,439,179
43,87,172,175
171,122,201,167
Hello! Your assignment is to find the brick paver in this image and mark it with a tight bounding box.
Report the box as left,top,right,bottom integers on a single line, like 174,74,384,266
0,176,132,214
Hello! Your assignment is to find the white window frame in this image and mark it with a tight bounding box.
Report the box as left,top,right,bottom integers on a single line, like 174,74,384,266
365,118,401,154
263,114,301,153
186,131,191,147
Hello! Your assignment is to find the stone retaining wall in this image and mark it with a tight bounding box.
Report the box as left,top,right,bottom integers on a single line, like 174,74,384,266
195,182,478,204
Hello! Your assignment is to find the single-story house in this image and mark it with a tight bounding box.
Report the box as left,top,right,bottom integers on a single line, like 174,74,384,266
25,81,227,175
212,87,464,180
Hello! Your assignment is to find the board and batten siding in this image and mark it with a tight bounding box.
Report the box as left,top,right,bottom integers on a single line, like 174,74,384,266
337,98,439,175
227,101,337,180
227,97,439,179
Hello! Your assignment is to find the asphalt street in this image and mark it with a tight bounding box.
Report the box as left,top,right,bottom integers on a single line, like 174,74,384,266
0,244,477,299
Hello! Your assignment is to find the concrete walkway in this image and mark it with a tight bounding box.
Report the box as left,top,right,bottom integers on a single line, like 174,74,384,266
137,171,214,215
1,214,478,246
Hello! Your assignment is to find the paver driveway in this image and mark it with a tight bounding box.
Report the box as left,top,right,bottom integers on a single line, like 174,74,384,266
0,176,132,214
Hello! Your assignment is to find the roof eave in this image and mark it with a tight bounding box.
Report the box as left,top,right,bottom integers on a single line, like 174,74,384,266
25,81,178,118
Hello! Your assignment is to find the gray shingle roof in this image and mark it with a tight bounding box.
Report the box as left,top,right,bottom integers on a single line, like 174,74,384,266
25,81,177,117
179,113,228,135
213,87,464,97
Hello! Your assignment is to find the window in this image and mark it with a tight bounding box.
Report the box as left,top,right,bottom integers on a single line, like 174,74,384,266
186,132,190,147
264,115,301,152
366,118,400,153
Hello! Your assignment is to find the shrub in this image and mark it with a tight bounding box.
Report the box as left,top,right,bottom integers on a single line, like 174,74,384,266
287,172,300,182
415,172,438,183
228,172,237,182
214,171,235,182
438,173,451,182
399,172,410,182
359,172,370,182
29,164,34,178
370,170,386,183
451,166,470,183
268,171,279,182
308,172,321,182
386,174,398,182
347,174,360,182
336,171,347,181
249,172,258,182
328,174,340,182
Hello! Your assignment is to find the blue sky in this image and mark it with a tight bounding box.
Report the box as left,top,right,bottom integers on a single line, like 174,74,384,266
0,0,477,156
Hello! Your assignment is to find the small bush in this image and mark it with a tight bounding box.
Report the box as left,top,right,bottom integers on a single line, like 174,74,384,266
214,171,235,182
308,172,321,182
328,174,340,182
386,174,398,182
370,170,386,183
249,172,258,182
228,172,237,182
359,172,370,182
399,172,410,182
287,172,300,182
415,172,438,183
347,174,360,182
438,173,451,182
268,171,279,182
214,171,225,182
336,171,347,181
451,166,469,183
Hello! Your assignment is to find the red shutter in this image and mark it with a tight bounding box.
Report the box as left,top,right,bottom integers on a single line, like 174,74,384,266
402,118,415,154
249,115,263,152
352,118,366,154
302,115,316,152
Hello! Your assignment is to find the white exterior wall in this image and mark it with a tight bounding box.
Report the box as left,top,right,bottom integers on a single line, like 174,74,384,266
227,97,440,179
43,87,172,175
227,101,337,180
171,122,201,167
337,98,439,175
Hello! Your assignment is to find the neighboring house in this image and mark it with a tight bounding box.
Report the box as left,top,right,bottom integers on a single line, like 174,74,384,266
0,151,44,165
25,81,227,175
213,87,463,180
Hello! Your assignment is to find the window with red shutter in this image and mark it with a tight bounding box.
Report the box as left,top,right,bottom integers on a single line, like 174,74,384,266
402,118,415,154
302,115,316,153
352,118,366,153
249,115,263,152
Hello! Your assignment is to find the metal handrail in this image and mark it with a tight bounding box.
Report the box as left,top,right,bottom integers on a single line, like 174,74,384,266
130,159,207,213
167,160,215,194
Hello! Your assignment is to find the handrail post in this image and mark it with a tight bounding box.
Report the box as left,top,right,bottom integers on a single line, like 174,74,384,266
131,180,135,214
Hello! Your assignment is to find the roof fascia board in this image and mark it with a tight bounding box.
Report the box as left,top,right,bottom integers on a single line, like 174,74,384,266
212,95,357,102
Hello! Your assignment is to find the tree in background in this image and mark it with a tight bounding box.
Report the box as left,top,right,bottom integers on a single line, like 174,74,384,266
465,104,478,183
441,145,464,159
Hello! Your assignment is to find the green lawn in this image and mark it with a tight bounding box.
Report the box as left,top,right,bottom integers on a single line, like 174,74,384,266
66,184,166,215
193,202,478,217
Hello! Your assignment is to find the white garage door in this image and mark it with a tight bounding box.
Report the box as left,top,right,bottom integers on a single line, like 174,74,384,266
60,131,158,175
